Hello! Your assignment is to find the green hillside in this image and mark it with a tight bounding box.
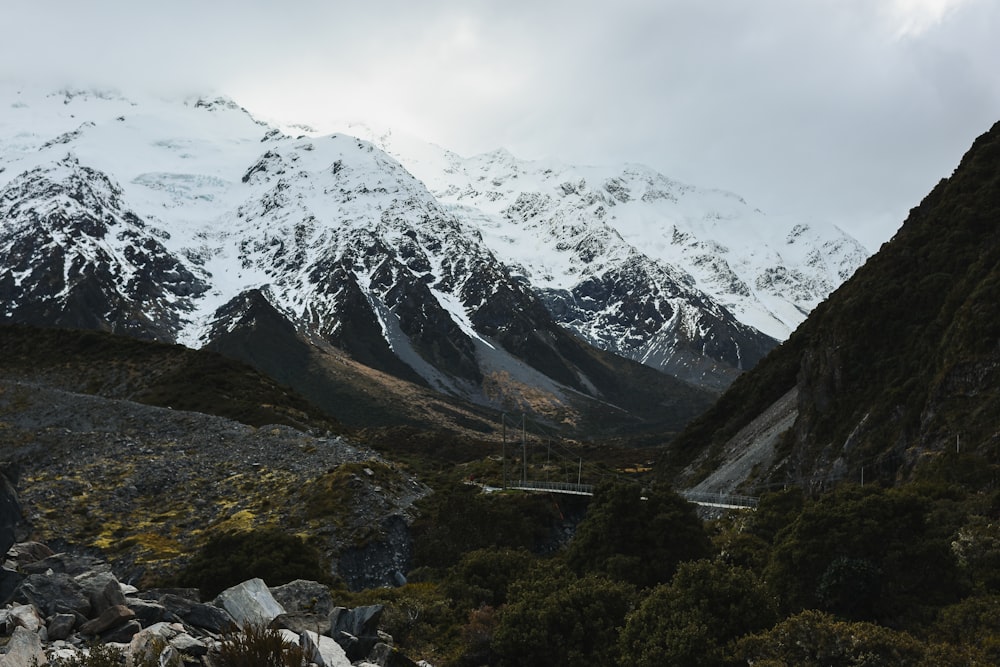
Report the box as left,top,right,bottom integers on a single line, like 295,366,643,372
664,121,1000,491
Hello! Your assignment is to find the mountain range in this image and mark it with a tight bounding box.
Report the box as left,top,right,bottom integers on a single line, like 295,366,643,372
0,85,868,434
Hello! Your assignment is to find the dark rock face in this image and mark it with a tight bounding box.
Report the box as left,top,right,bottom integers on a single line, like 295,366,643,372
12,573,91,618
270,579,337,617
538,254,778,389
0,158,208,341
337,516,412,591
0,464,22,557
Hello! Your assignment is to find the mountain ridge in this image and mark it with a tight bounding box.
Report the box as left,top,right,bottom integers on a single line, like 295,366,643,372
0,85,868,434
664,119,1000,492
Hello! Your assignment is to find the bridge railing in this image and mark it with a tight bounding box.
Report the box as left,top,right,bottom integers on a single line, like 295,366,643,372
510,480,596,495
680,490,759,508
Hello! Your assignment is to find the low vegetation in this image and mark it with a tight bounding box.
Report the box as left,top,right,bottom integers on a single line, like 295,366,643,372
321,476,1000,666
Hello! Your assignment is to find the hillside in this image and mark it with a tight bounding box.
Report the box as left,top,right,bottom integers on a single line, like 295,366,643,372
665,120,1000,493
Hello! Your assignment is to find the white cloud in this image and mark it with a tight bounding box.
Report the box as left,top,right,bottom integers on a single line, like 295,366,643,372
2,0,998,247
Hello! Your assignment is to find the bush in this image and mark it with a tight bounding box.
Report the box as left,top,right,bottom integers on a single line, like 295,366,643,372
765,485,962,623
411,485,559,568
444,548,535,608
491,566,635,667
214,623,305,667
566,481,711,588
619,560,777,667
736,609,987,666
175,527,326,598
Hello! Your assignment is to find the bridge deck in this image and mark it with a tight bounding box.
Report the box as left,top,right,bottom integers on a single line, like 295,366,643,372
507,480,759,509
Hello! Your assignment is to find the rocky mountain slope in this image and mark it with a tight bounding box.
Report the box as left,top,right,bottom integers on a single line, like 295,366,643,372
664,119,1000,493
0,329,425,590
338,124,869,387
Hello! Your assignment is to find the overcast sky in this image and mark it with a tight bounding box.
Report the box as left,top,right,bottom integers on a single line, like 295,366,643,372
3,0,999,249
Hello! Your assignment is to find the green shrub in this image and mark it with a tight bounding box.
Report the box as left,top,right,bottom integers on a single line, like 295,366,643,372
492,567,635,667
214,624,305,667
411,484,559,568
566,481,711,588
619,560,777,667
175,527,326,598
444,548,535,608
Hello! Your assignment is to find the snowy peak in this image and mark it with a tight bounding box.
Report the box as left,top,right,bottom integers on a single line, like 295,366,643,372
0,156,207,339
366,135,868,348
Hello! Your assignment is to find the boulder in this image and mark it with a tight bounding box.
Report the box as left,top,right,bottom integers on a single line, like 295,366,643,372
157,593,234,633
7,542,54,565
168,633,208,657
47,613,77,641
330,605,383,639
20,553,110,576
157,645,183,667
76,571,127,615
270,611,331,636
367,642,421,667
214,578,285,628
102,619,141,643
10,604,44,632
277,629,351,667
269,579,336,616
136,588,201,603
2,626,47,667
13,572,91,617
125,597,169,626
129,622,183,666
79,604,135,636
331,605,383,660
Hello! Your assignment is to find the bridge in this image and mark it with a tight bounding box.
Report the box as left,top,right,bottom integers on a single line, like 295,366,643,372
507,480,759,509
496,414,758,510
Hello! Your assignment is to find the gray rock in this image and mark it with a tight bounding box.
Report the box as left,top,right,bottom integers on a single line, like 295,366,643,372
101,619,141,643
137,588,201,603
13,572,91,617
157,593,235,633
368,642,420,667
277,630,350,667
330,604,383,639
301,629,325,667
75,571,126,615
47,613,77,641
20,553,110,576
126,597,169,626
10,603,44,632
7,542,54,565
214,578,285,628
2,626,47,667
129,622,182,666
270,611,331,636
168,633,208,656
158,645,183,667
269,579,336,616
79,604,135,635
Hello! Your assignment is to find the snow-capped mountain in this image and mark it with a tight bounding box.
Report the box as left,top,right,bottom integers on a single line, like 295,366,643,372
0,85,867,430
0,85,718,432
332,124,869,387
